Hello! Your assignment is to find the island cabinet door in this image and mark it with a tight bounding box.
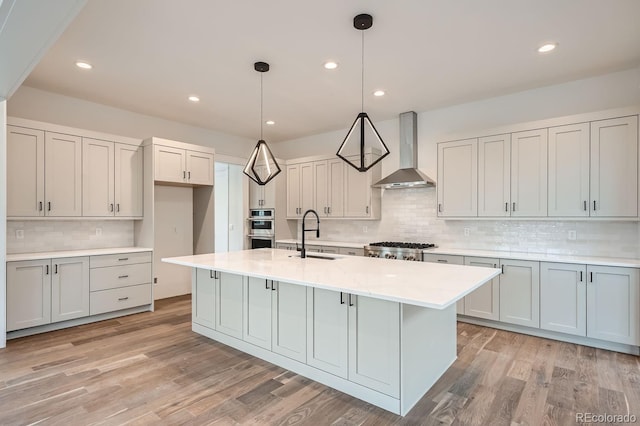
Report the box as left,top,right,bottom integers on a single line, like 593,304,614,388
306,288,348,378
243,277,273,350
540,262,586,336
348,295,400,398
463,257,500,321
272,281,307,363
215,273,244,339
193,269,216,329
499,259,540,328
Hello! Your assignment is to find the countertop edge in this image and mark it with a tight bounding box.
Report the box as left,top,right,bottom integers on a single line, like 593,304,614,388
7,247,153,262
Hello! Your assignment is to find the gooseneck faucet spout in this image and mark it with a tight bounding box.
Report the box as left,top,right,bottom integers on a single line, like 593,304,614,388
300,209,320,259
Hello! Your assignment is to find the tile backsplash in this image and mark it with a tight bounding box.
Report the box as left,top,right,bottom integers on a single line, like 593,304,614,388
301,188,640,259
7,220,134,254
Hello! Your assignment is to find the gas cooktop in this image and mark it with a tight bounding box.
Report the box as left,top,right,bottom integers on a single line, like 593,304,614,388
367,242,436,249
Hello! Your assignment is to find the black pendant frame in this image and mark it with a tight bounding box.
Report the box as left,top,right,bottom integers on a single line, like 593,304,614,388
336,112,390,172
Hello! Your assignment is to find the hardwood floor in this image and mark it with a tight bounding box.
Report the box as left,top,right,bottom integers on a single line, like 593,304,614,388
1,296,638,425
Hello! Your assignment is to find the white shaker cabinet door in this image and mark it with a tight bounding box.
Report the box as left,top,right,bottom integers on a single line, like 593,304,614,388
348,294,400,398
186,150,214,186
547,123,590,217
115,143,143,217
272,281,307,363
327,159,345,217
313,160,329,217
437,139,477,217
51,257,90,323
463,257,500,321
590,116,638,217
286,164,301,218
306,287,348,378
215,272,244,339
7,126,45,217
540,262,586,336
7,260,51,331
83,138,115,217
510,129,547,217
45,132,82,217
499,259,540,328
193,268,217,329
478,134,511,217
243,276,273,350
154,145,186,183
586,265,639,345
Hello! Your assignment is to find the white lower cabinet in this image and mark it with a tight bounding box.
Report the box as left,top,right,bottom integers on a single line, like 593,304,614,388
306,288,400,397
423,254,465,313
586,265,639,345
499,259,540,328
193,268,216,329
6,259,52,331
540,262,586,336
271,281,307,363
215,272,244,339
463,257,500,320
243,277,273,349
51,257,90,323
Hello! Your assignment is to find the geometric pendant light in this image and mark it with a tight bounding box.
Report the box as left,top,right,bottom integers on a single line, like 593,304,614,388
243,61,282,185
336,13,390,172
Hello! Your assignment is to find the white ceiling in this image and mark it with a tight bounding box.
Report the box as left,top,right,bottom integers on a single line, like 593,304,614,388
23,0,640,142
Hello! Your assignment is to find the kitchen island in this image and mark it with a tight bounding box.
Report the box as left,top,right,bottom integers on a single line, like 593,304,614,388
163,248,500,415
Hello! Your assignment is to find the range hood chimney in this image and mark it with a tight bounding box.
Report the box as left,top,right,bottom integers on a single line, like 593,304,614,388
372,111,436,189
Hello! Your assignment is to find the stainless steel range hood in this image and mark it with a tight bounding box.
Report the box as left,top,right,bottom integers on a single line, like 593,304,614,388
372,111,436,189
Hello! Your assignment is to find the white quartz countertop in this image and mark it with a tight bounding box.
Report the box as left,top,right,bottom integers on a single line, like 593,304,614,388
162,248,501,309
425,247,640,268
7,247,153,262
275,239,367,249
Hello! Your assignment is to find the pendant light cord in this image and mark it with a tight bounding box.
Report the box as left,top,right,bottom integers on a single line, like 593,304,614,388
260,72,264,140
361,30,365,112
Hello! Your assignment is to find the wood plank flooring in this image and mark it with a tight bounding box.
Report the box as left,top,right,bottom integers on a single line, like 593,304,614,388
0,295,638,425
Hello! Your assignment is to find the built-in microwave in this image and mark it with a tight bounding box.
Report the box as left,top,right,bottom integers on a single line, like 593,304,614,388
248,209,274,237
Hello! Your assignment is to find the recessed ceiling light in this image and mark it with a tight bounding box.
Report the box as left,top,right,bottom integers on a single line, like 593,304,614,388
188,95,200,102
323,61,338,70
537,43,558,53
373,90,385,97
265,120,275,125
75,61,92,69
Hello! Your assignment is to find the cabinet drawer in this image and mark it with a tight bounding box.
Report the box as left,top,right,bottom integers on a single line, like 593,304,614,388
90,252,152,268
338,247,364,256
90,263,151,291
90,284,151,315
423,254,464,265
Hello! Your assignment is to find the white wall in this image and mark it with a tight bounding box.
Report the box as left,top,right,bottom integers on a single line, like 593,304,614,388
8,86,256,158
1,99,7,348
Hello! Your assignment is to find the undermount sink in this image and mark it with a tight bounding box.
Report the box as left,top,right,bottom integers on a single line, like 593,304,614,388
289,254,338,260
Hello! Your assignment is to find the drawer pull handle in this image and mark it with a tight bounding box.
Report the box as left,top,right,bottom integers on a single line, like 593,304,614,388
437,259,448,263
118,258,129,261
118,297,129,301
118,275,129,279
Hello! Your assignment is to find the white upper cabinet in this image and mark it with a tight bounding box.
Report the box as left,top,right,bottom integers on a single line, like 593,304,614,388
344,162,373,218
154,143,214,186
314,159,345,218
510,129,547,217
7,126,45,217
478,134,511,217
44,132,83,217
83,138,115,217
590,116,638,217
114,143,144,217
437,139,478,217
548,123,590,217
249,165,277,209
286,162,314,218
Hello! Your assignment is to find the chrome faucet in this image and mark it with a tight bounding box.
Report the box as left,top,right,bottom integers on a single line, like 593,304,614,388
300,209,320,259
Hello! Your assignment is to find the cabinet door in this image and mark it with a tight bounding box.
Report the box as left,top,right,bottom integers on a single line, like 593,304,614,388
51,257,90,323
423,254,465,312
186,150,214,186
499,259,540,328
286,164,301,217
115,144,143,217
154,145,186,183
478,134,511,217
249,166,265,208
215,272,244,339
547,124,590,217
586,265,639,345
348,295,400,398
437,139,477,217
45,132,82,216
193,268,216,329
510,129,547,217
344,161,372,217
540,262,586,336
464,257,500,320
6,260,51,331
7,126,45,217
243,277,273,350
590,116,638,217
82,138,115,217
327,159,345,217
300,162,315,214
307,287,348,378
272,281,307,363
313,161,329,217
